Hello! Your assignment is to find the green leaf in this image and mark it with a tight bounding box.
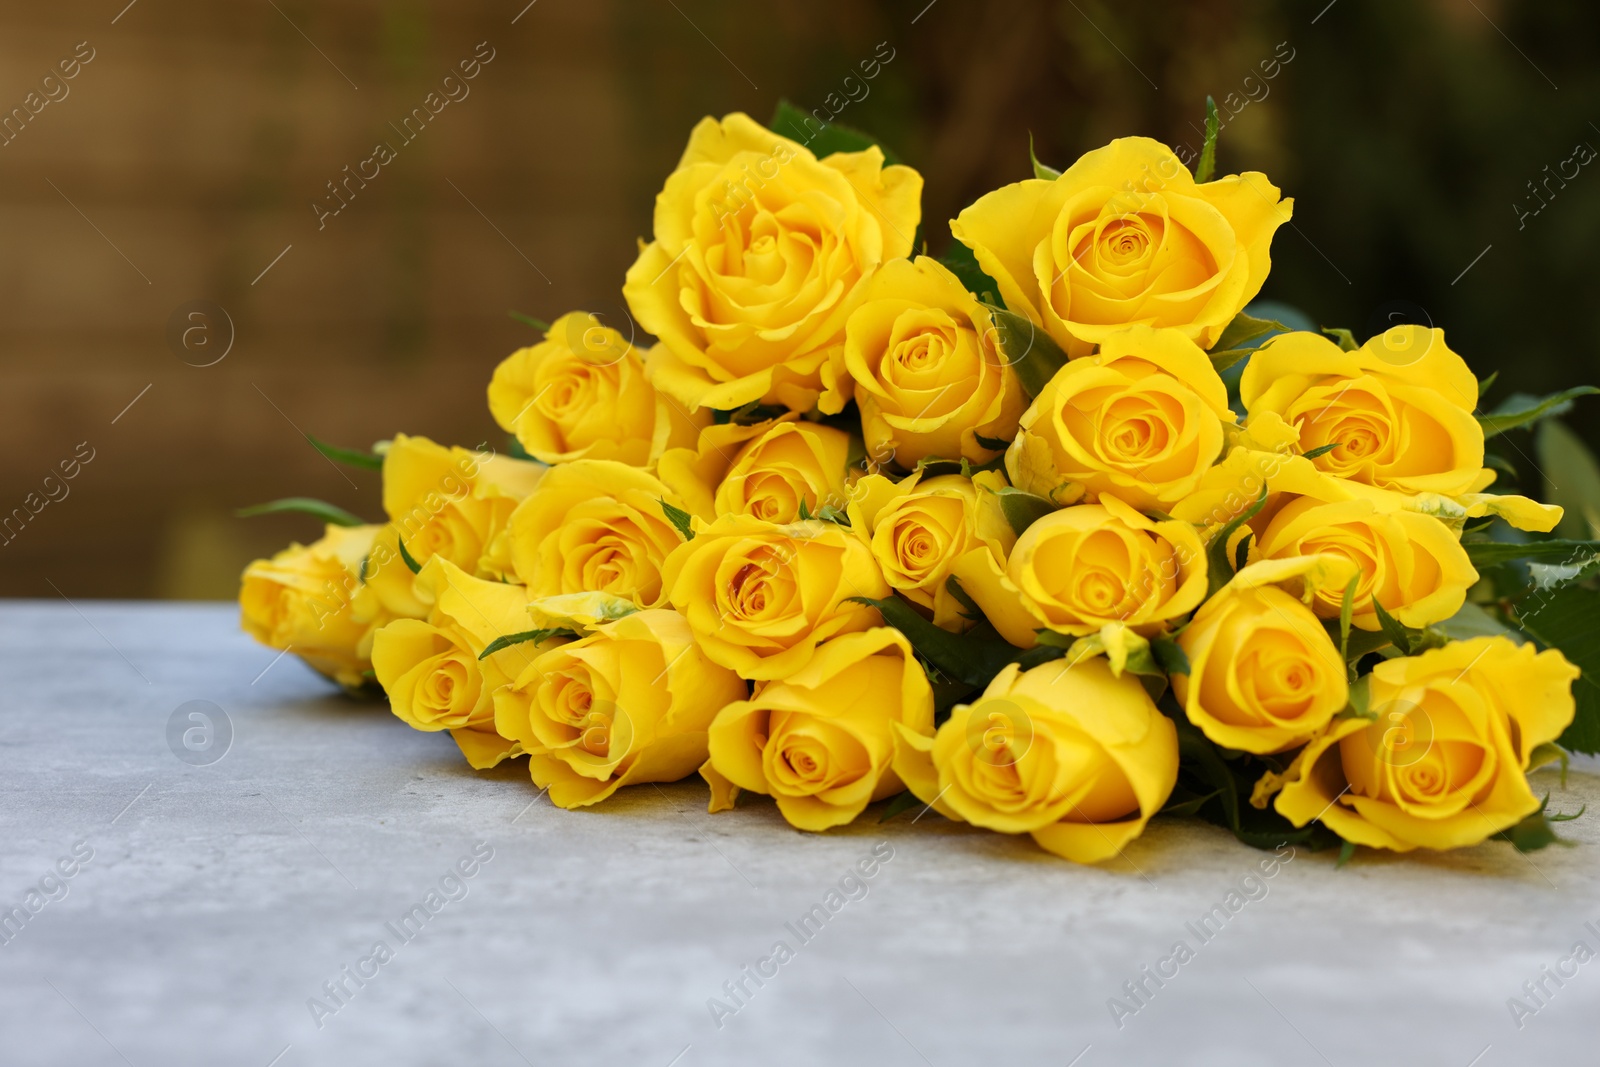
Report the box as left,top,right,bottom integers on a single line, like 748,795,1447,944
1335,839,1357,868
1477,370,1499,402
995,486,1057,536
849,593,1019,688
1151,635,1190,676
236,497,366,527
944,574,982,621
1338,573,1359,662
1322,326,1359,351
1233,532,1252,574
1538,419,1600,540
770,98,900,164
509,311,550,332
1512,582,1600,754
974,432,1010,452
1492,808,1575,852
1206,483,1269,596
397,537,423,575
1194,95,1219,183
1529,741,1570,788
728,400,790,426
1028,132,1061,180
1370,598,1417,655
306,434,384,471
660,498,695,542
938,240,1000,302
814,504,851,526
986,304,1070,397
478,627,576,660
878,791,922,823
1478,386,1600,439
1205,311,1289,373
1301,441,1341,461
1463,539,1600,567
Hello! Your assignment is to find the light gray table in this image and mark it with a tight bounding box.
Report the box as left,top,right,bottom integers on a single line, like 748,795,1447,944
2,601,1597,1066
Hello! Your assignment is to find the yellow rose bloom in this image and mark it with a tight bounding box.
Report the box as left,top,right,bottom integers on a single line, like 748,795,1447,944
240,523,386,689
1006,325,1234,511
1174,557,1351,754
1275,636,1579,851
841,256,1025,466
493,609,747,809
623,112,923,413
508,459,696,609
657,415,851,524
956,493,1207,647
363,434,545,619
1240,326,1488,497
370,558,565,769
660,514,889,680
892,657,1178,864
847,469,1014,631
1254,493,1478,631
951,137,1290,357
487,311,708,466
704,628,934,831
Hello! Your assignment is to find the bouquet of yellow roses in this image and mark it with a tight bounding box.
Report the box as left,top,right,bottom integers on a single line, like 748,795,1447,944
240,101,1599,865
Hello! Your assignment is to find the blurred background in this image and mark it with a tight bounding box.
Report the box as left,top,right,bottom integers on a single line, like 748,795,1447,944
2,0,1597,599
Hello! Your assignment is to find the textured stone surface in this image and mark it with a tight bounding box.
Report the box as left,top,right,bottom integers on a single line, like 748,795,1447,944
2,600,1598,1066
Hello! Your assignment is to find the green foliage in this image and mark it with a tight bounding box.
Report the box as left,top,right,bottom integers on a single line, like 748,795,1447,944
995,486,1057,536
1205,484,1268,596
986,304,1070,397
1322,326,1359,351
478,627,577,660
1538,419,1600,540
1478,387,1600,438
1029,131,1062,180
508,311,550,332
236,497,366,527
938,240,999,303
660,498,695,541
1194,96,1219,183
878,791,922,823
396,537,423,574
770,98,901,164
307,434,384,471
1512,582,1600,754
1206,311,1289,373
1462,539,1600,567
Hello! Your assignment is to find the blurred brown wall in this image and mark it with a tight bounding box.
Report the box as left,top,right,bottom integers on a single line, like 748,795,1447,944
3,0,1597,600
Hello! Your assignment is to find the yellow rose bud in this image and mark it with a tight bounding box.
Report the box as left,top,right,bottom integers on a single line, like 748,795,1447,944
1254,493,1478,631
847,469,1014,631
1006,325,1234,511
841,256,1025,466
508,459,694,608
364,434,545,619
623,112,923,413
1174,558,1351,754
705,627,934,831
957,493,1207,647
488,312,708,466
370,558,565,769
240,523,386,689
493,609,747,808
657,415,851,524
952,137,1290,357
1275,636,1579,851
1241,326,1488,496
661,514,889,680
892,657,1178,864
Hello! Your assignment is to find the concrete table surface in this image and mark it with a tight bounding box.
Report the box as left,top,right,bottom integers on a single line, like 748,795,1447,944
2,601,1598,1067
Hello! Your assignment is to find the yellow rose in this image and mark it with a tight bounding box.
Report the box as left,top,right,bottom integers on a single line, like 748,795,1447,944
1254,493,1478,631
657,414,851,524
364,434,545,619
623,112,922,413
1240,326,1487,496
493,609,747,808
841,256,1025,466
951,137,1290,357
370,558,565,769
508,459,695,608
240,523,385,689
1006,325,1233,511
488,311,708,465
956,493,1207,647
1174,557,1351,754
892,657,1178,863
1274,636,1579,851
661,514,889,680
847,469,1014,630
704,628,934,831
